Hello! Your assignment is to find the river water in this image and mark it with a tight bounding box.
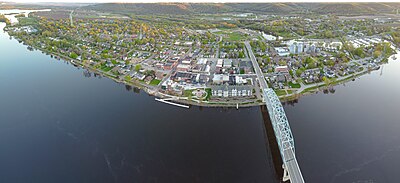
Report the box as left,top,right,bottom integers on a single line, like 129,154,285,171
287,51,400,183
1,22,400,183
0,23,276,183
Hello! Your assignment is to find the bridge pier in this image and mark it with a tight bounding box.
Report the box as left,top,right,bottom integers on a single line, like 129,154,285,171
282,164,290,182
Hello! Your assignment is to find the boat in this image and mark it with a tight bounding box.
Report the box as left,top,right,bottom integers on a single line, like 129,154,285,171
70,60,78,67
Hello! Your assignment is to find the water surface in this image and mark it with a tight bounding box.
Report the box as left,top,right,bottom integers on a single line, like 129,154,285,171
286,52,400,183
0,23,277,183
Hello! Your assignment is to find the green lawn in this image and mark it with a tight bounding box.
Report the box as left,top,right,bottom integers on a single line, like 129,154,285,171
274,89,287,96
149,79,161,86
100,64,113,72
227,32,245,41
18,17,38,26
288,81,301,88
184,89,194,97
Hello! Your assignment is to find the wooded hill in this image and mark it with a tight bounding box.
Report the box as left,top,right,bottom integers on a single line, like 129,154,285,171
85,3,400,15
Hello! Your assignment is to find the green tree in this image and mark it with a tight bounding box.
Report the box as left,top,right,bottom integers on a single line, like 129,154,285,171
70,52,78,59
135,64,142,72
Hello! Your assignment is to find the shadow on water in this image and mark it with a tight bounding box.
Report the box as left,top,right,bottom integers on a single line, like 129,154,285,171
260,105,284,183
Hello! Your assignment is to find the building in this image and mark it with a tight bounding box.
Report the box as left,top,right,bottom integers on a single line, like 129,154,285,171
275,66,289,74
197,58,207,65
275,47,290,57
211,85,253,98
216,59,223,68
223,59,233,68
176,64,191,72
212,74,230,84
181,60,192,65
289,43,304,54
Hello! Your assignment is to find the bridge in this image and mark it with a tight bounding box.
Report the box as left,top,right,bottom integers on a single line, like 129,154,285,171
245,42,305,183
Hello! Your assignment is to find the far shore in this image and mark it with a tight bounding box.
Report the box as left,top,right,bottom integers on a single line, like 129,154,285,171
2,19,398,108
20,41,398,108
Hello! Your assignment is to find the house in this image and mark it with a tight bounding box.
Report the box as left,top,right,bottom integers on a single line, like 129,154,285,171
155,71,164,80
135,73,146,80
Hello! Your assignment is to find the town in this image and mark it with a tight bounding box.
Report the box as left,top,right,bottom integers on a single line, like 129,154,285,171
2,5,399,107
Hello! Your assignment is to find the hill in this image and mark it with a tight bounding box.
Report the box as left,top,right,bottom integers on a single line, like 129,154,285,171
85,3,400,15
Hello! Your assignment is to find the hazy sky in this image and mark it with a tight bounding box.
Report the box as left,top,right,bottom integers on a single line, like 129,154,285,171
8,0,400,3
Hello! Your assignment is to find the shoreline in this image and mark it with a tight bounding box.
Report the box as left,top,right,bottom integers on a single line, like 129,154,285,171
5,27,398,108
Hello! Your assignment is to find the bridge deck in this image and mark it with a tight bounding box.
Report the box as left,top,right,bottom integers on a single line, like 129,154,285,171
284,149,304,183
245,42,304,183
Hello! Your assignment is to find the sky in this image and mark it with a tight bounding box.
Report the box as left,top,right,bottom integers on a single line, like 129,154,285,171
7,0,400,3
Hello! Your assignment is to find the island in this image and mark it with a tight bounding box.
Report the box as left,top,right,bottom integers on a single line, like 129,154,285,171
1,2,399,107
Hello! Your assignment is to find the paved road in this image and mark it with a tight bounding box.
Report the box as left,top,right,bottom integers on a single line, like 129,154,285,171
244,41,269,89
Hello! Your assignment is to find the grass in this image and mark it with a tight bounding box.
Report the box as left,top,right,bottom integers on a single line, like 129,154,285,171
149,79,161,86
227,32,245,41
302,84,324,94
213,29,245,41
17,17,38,26
274,89,287,96
184,89,194,97
288,81,301,88
100,64,113,72
111,70,119,76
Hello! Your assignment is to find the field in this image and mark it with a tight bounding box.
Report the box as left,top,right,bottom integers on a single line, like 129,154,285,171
17,17,38,26
149,79,161,86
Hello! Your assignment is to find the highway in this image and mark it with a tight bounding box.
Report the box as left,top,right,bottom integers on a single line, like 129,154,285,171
244,41,269,89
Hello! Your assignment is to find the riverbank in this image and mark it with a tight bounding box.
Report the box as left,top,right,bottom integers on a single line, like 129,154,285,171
13,36,399,108
3,22,398,108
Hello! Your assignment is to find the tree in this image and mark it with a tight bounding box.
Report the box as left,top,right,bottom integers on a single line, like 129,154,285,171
70,52,78,59
354,47,365,58
324,30,333,38
135,64,142,72
326,60,335,67
238,51,244,58
322,76,331,86
296,67,305,77
373,50,381,58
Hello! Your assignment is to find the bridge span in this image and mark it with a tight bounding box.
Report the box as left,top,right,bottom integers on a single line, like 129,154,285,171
245,42,305,183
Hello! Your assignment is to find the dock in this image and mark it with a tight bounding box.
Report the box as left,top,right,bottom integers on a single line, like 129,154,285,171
155,98,190,108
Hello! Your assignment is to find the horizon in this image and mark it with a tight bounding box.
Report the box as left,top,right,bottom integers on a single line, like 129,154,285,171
6,0,400,4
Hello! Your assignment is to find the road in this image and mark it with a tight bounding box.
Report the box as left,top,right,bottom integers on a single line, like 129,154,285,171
244,41,269,89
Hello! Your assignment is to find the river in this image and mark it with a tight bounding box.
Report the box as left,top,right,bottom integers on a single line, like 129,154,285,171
286,51,400,182
1,21,400,183
0,23,276,183
0,9,51,24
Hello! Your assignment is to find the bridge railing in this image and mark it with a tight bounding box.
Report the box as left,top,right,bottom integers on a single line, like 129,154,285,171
263,88,295,161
